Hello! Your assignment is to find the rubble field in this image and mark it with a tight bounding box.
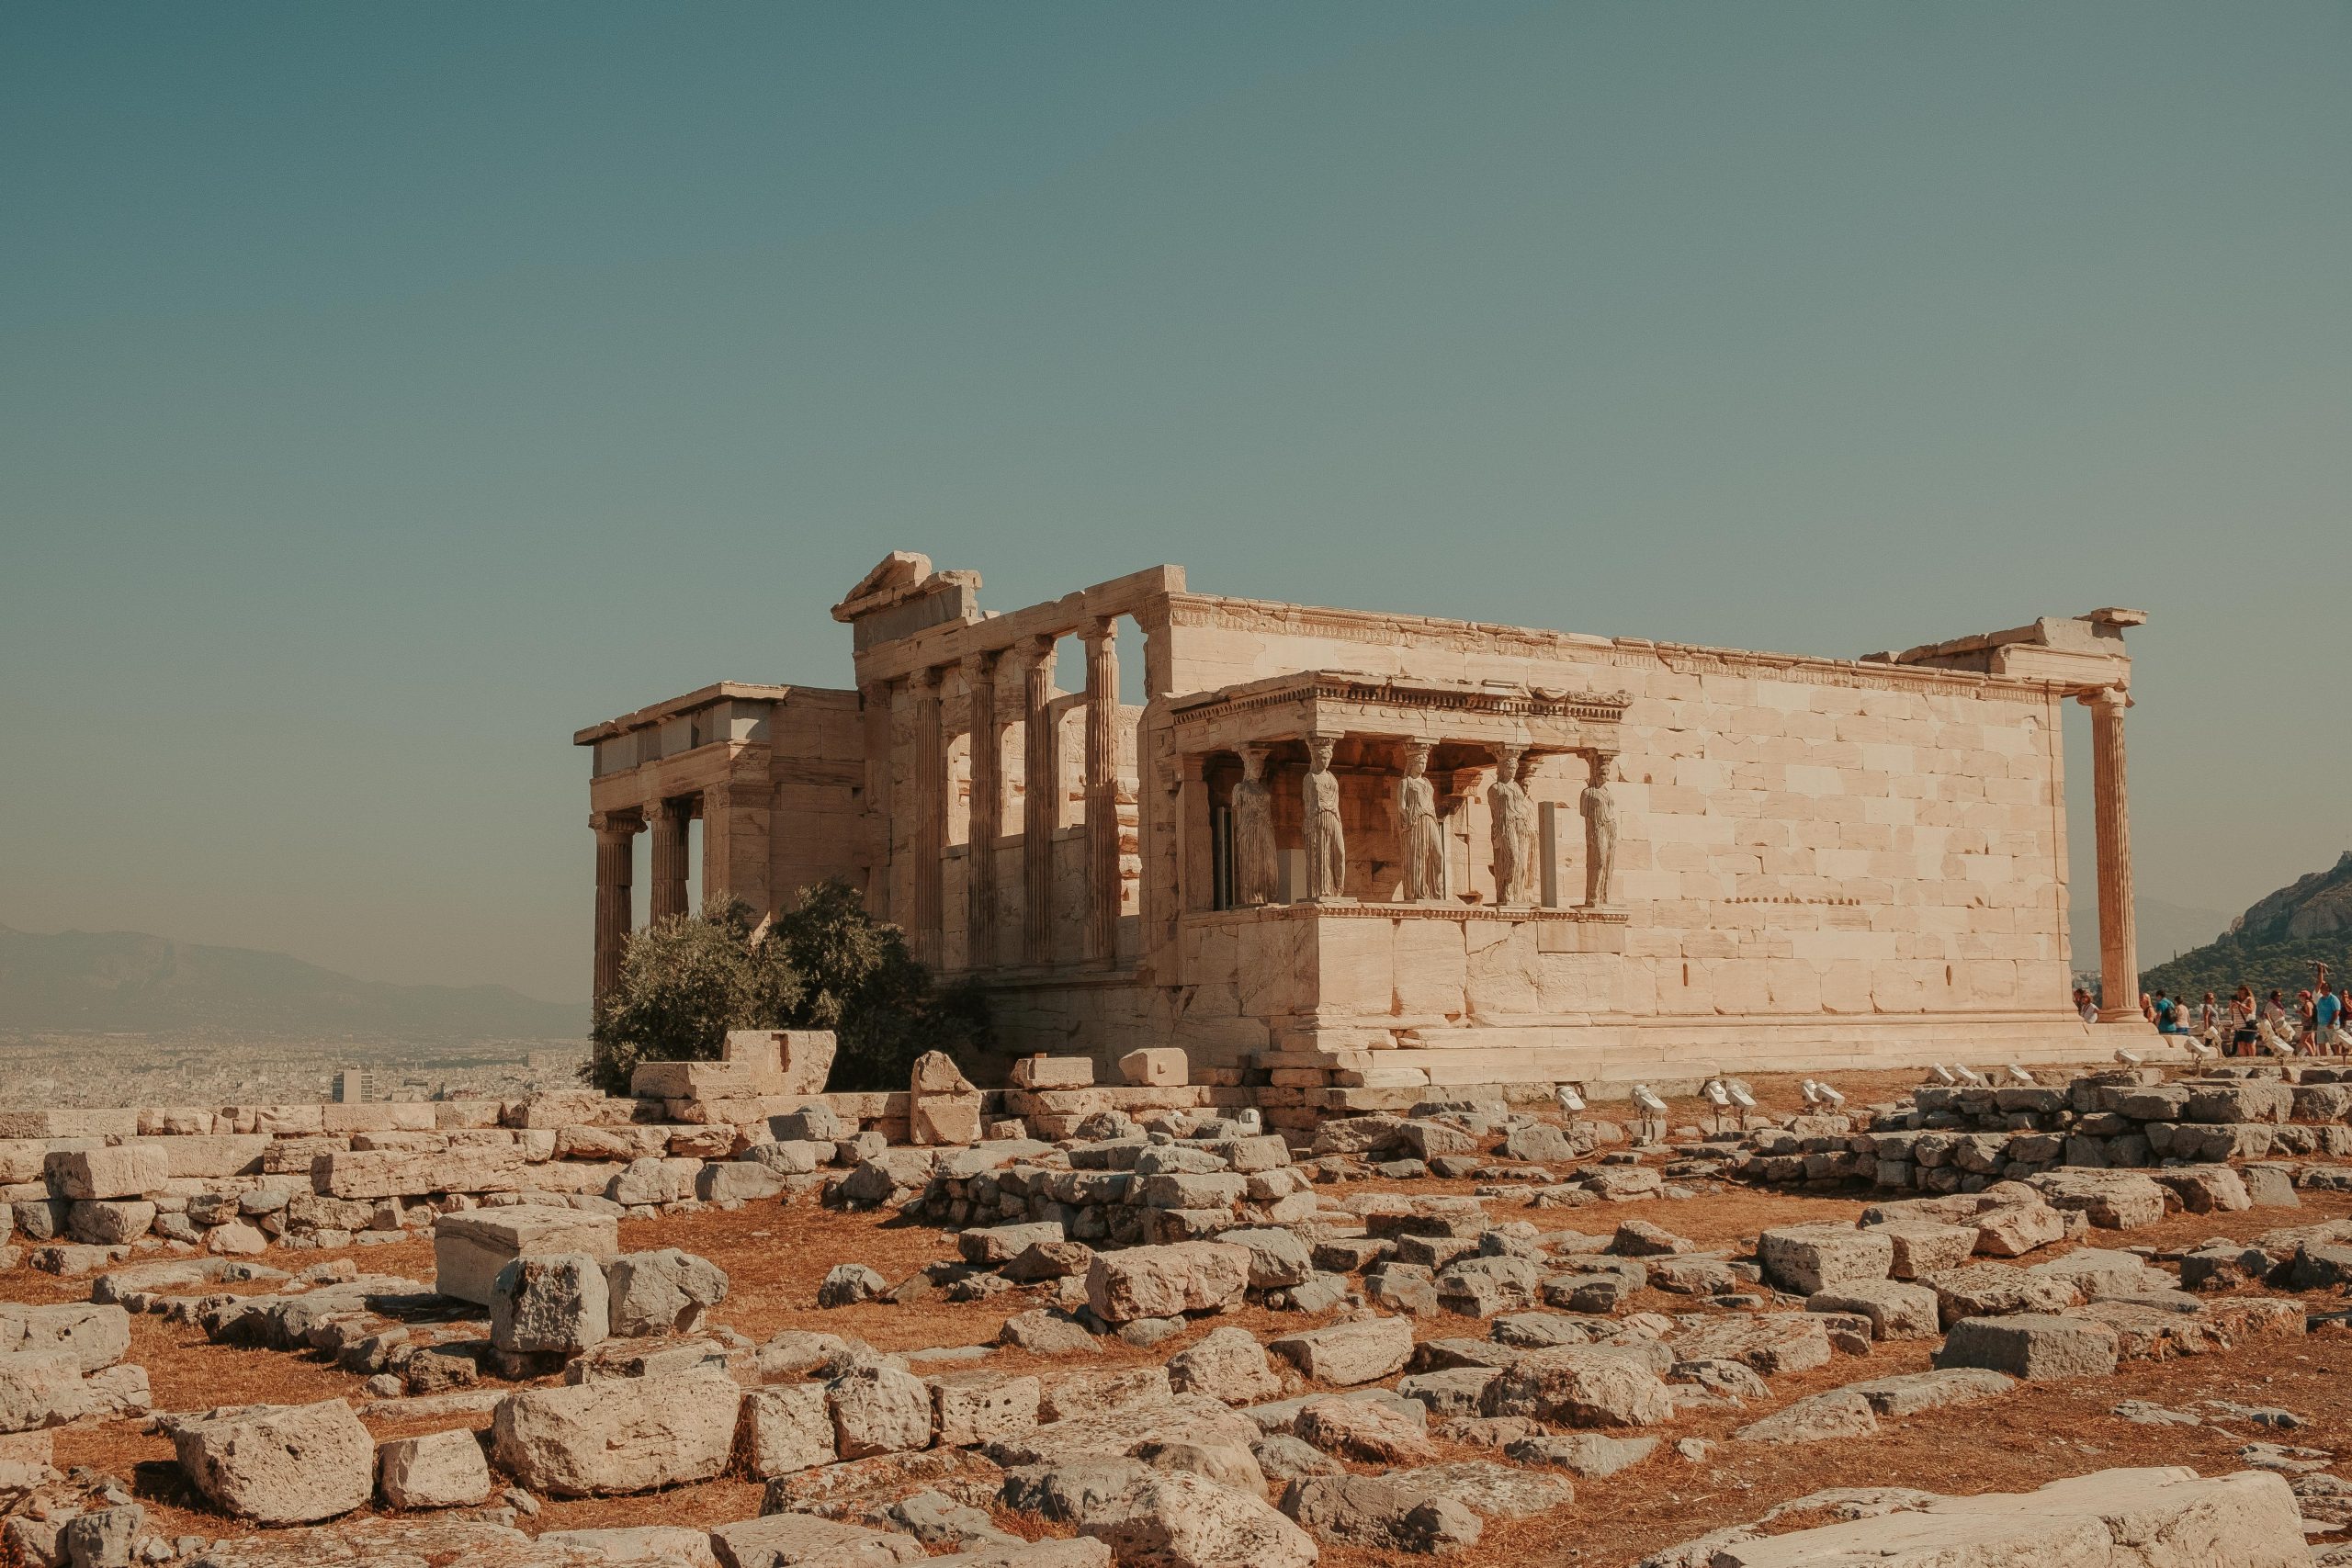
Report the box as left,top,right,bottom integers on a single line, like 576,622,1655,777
6,1060,2352,1568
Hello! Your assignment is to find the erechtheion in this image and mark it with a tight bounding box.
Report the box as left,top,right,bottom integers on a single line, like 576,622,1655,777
577,554,2153,1089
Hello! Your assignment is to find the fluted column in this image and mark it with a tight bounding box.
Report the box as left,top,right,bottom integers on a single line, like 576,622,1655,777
1082,617,1121,965
963,649,1002,970
1020,637,1058,965
910,666,946,967
647,801,690,922
591,812,641,1012
2081,686,2140,1021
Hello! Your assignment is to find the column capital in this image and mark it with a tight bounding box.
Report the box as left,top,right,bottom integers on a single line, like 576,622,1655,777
590,810,642,838
1080,615,1116,647
2076,684,2132,712
911,663,945,692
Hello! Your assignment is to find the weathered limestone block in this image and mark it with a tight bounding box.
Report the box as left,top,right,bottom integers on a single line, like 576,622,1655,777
320,1145,526,1200
929,1371,1041,1448
1805,1281,1940,1341
1012,1057,1097,1089
1757,1225,1893,1296
168,1399,376,1524
1076,1466,1317,1568
1085,1242,1252,1323
1478,1348,1674,1432
1840,1368,2018,1416
434,1206,620,1304
1279,1472,1481,1554
1271,1315,1416,1386
490,1254,610,1354
0,1350,85,1433
490,1371,741,1495
1692,1466,2306,1568
739,1383,837,1477
1934,1314,2119,1381
0,1303,130,1372
1925,1264,2082,1327
1733,1388,1879,1445
604,1248,729,1337
376,1427,494,1509
1119,1049,1190,1088
911,1053,984,1147
1169,1326,1283,1405
1295,1394,1437,1462
67,1199,155,1246
2183,1082,2294,1125
2028,1170,2168,1230
44,1145,169,1201
1668,1313,1833,1376
702,1160,790,1203
712,1513,922,1568
828,1364,935,1459
2156,1167,2253,1214
1866,1221,1979,1280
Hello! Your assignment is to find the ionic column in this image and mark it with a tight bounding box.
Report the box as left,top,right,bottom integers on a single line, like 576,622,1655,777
910,666,946,967
1082,617,1121,964
2081,687,2140,1021
647,801,690,921
1021,637,1058,965
591,812,641,1012
963,649,1002,969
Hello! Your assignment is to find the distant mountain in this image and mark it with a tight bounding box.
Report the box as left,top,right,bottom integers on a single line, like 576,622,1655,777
0,924,587,1040
2141,853,2352,1001
2070,896,2231,971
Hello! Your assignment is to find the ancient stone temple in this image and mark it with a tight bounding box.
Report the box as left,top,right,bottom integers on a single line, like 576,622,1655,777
577,553,2152,1089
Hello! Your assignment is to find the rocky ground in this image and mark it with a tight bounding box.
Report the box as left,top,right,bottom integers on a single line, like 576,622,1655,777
5,1066,2349,1568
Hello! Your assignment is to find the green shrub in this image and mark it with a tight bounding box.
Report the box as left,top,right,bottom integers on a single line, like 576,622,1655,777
582,880,989,1096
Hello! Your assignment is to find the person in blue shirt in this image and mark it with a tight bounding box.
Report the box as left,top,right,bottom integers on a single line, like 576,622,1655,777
2318,985,2344,1055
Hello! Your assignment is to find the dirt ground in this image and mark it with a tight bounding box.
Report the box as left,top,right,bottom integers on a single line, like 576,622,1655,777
12,1063,2350,1568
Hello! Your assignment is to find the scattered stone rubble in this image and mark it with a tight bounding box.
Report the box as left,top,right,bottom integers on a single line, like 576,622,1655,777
9,1054,2352,1567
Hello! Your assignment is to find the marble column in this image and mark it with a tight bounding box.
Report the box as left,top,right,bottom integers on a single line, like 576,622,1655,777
1082,617,1121,964
1581,749,1619,908
2081,686,2139,1021
591,812,641,1011
1021,637,1058,965
963,649,1002,970
910,666,946,968
647,801,690,922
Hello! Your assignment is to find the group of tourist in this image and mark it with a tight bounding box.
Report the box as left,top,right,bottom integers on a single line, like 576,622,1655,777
2127,982,2347,1056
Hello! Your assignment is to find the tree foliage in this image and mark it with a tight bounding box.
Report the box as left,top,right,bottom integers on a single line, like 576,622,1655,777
582,880,989,1095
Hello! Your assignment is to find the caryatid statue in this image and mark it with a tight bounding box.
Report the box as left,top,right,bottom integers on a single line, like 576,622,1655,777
1582,750,1618,907
1487,744,1539,906
1232,743,1278,906
1303,734,1346,901
1396,739,1447,903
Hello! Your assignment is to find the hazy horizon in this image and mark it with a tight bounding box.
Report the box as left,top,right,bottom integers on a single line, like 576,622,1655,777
6,3,2347,1004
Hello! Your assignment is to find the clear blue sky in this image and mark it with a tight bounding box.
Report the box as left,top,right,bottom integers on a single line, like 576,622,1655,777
4,2,2346,1004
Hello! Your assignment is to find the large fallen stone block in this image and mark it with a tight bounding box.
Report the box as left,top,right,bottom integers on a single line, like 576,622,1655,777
1478,1345,1675,1428
1806,1281,1939,1341
1119,1050,1189,1088
1840,1368,2017,1416
490,1370,741,1495
604,1248,729,1337
1757,1225,1892,1296
1086,1243,1252,1324
376,1427,494,1509
1280,1472,1481,1554
544,1525,725,1565
1270,1315,1415,1386
0,1303,131,1372
739,1383,838,1478
1934,1314,2120,1381
44,1145,168,1201
930,1371,1042,1448
0,1350,85,1433
168,1399,376,1523
318,1145,527,1200
491,1254,610,1354
829,1364,936,1459
2028,1170,2168,1230
1691,1465,2306,1568
1865,1221,1980,1280
1924,1263,2082,1328
434,1206,620,1305
1667,1313,1833,1375
714,1511,924,1568
1733,1388,1878,1445
1168,1326,1283,1405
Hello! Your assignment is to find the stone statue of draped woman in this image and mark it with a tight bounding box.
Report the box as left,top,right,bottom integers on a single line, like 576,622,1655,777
1304,735,1346,900
1583,750,1618,907
1488,745,1538,906
1397,739,1447,902
1232,743,1277,906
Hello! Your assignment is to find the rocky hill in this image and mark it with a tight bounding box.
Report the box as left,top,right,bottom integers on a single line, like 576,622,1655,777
2141,852,2352,1001
0,923,587,1041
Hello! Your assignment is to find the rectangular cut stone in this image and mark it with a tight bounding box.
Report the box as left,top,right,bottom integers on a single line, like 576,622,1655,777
1934,1314,2119,1380
1010,1057,1095,1089
1758,1224,1893,1295
44,1146,168,1201
319,1145,528,1200
434,1207,621,1305
1118,1049,1189,1088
